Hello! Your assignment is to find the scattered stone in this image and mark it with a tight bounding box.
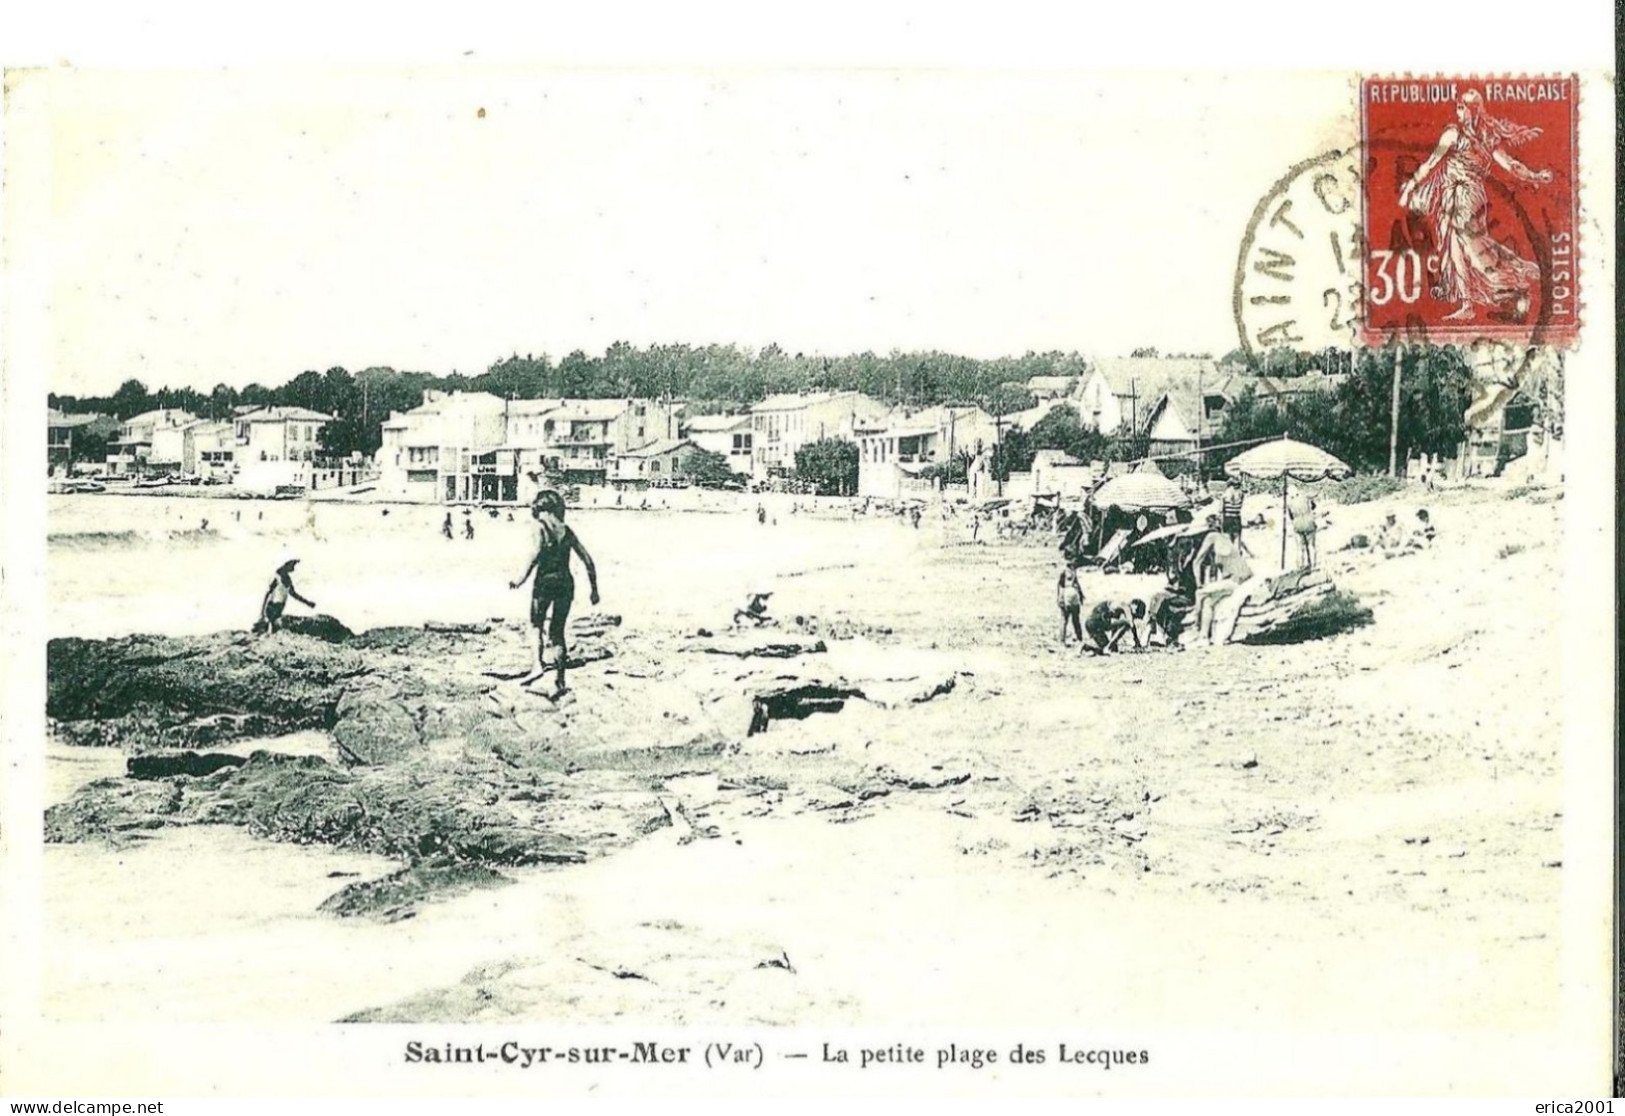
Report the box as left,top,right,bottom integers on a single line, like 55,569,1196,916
748,683,863,735
879,765,971,791
423,621,492,635
278,614,357,642
694,634,828,659
318,861,511,921
577,958,651,982
127,752,248,780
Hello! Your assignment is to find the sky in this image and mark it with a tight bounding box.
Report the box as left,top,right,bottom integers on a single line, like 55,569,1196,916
11,69,1360,395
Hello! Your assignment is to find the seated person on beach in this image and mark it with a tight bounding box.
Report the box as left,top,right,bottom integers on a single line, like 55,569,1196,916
1082,598,1139,656
1375,511,1406,555
509,490,601,696
734,591,776,628
1408,509,1436,550
1191,528,1256,643
1057,564,1084,645
256,559,315,635
1189,514,1224,583
1142,578,1192,647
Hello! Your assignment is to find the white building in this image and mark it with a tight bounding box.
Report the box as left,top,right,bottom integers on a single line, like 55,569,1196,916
377,392,681,503
180,420,236,480
1074,357,1223,437
232,406,333,492
683,413,754,476
105,408,198,476
749,391,888,481
609,438,700,486
378,391,509,502
855,404,1000,499
1030,448,1097,499
233,405,331,464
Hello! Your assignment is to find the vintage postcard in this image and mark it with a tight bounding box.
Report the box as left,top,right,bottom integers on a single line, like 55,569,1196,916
0,59,1615,1101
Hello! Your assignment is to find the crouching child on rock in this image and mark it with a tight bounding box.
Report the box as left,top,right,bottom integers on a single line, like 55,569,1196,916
255,559,315,635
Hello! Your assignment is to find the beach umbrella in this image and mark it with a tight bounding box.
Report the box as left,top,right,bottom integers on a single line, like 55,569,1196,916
1223,437,1352,483
1223,436,1351,566
1091,472,1189,512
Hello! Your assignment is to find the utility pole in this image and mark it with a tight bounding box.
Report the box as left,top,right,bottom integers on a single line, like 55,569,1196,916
1195,365,1204,483
992,414,1012,498
1387,347,1403,477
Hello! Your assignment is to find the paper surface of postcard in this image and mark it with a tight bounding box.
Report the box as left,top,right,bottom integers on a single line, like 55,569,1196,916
0,54,1615,1099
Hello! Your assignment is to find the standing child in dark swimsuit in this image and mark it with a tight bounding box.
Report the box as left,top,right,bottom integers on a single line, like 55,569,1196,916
510,490,601,697
1057,563,1084,645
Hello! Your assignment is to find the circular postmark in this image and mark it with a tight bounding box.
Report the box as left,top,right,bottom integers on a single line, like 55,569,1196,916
1234,139,1560,457
1233,146,1366,360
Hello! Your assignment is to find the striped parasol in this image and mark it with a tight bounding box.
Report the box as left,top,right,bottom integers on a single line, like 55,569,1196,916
1091,471,1189,511
1223,437,1351,482
1223,437,1351,567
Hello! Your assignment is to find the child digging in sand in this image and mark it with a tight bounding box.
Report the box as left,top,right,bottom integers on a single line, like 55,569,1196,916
509,490,601,697
734,591,776,627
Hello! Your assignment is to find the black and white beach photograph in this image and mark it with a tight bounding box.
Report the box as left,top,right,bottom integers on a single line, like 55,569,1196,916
0,26,1616,1101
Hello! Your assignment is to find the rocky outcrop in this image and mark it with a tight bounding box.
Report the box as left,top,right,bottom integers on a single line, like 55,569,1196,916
48,624,368,750
46,616,965,916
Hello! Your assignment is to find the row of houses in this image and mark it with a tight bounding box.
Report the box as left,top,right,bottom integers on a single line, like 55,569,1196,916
370,387,1007,502
49,404,340,492
376,391,687,503
1013,357,1350,457
47,358,1385,503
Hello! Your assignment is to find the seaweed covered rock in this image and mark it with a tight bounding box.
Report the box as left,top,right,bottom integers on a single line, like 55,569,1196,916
47,747,668,869
48,629,368,750
318,861,512,922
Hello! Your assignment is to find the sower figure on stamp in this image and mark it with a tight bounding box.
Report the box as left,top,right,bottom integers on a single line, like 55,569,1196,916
1398,89,1553,324
510,489,601,697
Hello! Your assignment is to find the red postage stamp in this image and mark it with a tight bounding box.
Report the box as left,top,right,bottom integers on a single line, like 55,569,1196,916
1360,76,1578,347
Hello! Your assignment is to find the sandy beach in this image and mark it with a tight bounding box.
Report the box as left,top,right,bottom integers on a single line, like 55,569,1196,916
43,482,1563,1035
